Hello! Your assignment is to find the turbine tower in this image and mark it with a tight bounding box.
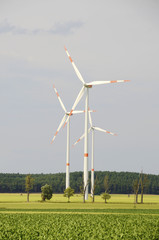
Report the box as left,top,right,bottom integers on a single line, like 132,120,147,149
64,46,130,200
51,84,88,189
73,111,117,197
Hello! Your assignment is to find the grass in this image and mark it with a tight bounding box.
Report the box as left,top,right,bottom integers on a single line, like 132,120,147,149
0,193,159,212
1,193,159,203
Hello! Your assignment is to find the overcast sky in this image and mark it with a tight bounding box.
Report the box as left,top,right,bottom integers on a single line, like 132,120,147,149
0,0,158,175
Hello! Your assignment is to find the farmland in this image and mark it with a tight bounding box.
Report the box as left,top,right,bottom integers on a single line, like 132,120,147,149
0,194,159,239
0,213,159,239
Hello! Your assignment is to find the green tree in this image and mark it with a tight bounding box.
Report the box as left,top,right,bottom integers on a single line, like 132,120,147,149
25,175,34,202
104,175,109,192
63,187,74,202
101,192,111,203
91,176,98,203
80,178,89,203
100,175,111,203
41,184,52,201
1,171,159,195
133,178,140,204
140,171,148,204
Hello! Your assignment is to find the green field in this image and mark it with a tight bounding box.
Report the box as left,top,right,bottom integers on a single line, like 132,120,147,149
0,193,159,210
0,194,159,239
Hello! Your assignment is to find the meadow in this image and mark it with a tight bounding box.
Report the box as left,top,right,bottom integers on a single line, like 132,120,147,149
0,194,159,239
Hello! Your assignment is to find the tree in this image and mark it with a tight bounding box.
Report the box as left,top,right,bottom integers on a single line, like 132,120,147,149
133,178,140,204
41,184,52,201
104,175,109,193
80,178,89,203
91,176,98,203
101,175,111,203
25,175,34,202
63,187,74,202
1,171,159,195
140,171,148,204
101,192,111,203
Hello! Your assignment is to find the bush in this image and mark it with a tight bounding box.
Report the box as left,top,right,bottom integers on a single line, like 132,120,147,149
41,184,52,201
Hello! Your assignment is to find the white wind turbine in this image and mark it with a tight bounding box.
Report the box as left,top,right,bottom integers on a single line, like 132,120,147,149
63,46,130,200
51,84,92,189
72,111,117,197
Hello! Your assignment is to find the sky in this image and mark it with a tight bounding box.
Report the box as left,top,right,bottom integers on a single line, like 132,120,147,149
0,0,159,175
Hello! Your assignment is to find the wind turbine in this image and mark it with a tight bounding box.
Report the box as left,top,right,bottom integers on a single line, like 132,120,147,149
63,46,130,200
73,111,117,197
51,84,91,189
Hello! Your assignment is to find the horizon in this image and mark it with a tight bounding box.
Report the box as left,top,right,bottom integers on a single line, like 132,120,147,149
0,170,158,176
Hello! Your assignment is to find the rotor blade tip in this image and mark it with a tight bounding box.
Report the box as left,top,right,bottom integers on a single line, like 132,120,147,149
64,46,67,51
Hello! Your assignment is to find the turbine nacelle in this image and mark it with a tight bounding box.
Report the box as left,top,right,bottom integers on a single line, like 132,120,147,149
66,112,73,116
85,84,92,88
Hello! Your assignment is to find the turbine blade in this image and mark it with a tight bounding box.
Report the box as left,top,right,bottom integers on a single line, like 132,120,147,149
73,133,85,146
89,110,96,113
72,110,86,114
51,114,67,143
93,127,117,136
72,109,95,114
86,80,130,86
73,127,91,147
64,46,85,84
63,86,85,128
53,84,67,112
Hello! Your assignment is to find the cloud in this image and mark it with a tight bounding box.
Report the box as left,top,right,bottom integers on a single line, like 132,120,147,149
47,21,84,35
0,20,84,35
0,20,28,34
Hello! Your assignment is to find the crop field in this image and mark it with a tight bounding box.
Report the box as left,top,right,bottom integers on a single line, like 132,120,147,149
0,194,159,239
0,213,159,239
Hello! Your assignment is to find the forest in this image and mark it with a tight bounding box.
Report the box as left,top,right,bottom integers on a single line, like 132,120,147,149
0,171,159,194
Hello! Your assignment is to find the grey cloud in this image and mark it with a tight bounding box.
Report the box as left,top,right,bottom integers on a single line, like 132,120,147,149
47,21,84,35
0,20,84,35
0,20,28,34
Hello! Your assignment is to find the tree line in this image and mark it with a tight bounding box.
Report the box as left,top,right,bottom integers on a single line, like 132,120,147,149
0,171,159,194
